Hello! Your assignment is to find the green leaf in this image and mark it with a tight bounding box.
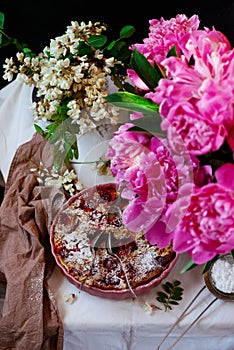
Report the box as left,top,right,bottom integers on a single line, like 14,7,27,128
52,143,65,170
46,127,61,143
166,45,177,58
0,12,4,30
106,39,116,50
156,280,184,312
119,25,136,39
188,55,195,66
23,47,32,54
77,41,94,57
156,297,166,303
115,41,132,61
202,255,219,274
130,48,162,90
122,82,138,94
53,153,63,171
11,38,18,45
106,25,135,55
60,131,78,165
164,281,173,289
130,116,165,137
88,35,107,48
72,141,79,159
78,46,93,57
231,249,234,259
172,287,183,296
46,122,59,132
162,283,171,294
50,113,60,121
169,300,179,305
180,258,198,274
105,91,159,114
157,291,168,299
171,296,183,302
0,37,13,48
34,124,45,135
107,40,131,61
173,280,181,286
65,145,73,160
57,100,69,116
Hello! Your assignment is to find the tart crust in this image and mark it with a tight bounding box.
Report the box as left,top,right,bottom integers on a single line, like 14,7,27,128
50,183,177,298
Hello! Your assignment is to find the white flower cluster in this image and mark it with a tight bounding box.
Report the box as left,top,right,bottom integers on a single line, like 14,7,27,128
3,21,120,134
31,162,84,196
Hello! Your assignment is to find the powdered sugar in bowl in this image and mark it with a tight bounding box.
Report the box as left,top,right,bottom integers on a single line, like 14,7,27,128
204,253,234,301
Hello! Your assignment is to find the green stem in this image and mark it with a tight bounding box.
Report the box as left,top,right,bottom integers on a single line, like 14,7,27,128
0,29,27,52
0,29,11,40
70,160,98,164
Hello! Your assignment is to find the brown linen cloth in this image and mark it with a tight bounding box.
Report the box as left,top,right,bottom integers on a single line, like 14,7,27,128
0,133,66,349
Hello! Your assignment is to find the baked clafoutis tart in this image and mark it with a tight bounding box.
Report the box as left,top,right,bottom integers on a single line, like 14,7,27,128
50,183,178,299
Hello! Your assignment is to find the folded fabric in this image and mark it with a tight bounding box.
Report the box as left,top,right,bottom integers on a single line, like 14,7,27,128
0,132,65,349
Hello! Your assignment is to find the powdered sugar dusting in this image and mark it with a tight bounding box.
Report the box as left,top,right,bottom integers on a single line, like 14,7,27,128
211,256,234,294
51,184,176,292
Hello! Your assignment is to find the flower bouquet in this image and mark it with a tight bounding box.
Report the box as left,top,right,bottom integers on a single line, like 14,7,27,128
0,12,135,168
105,14,234,272
1,12,234,274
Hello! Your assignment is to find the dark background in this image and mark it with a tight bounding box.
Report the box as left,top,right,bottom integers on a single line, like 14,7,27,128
1,0,234,89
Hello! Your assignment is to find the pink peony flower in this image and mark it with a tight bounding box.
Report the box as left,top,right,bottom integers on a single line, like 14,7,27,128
133,14,200,66
147,27,234,155
121,152,167,234
107,16,234,263
127,14,200,90
179,27,232,62
107,124,195,247
172,184,234,264
160,102,227,155
168,163,234,264
106,123,151,181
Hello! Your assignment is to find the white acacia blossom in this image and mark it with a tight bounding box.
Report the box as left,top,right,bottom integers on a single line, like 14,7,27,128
31,164,84,196
4,20,120,134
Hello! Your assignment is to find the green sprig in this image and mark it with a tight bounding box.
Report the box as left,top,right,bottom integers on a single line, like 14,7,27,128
0,12,35,56
156,280,184,312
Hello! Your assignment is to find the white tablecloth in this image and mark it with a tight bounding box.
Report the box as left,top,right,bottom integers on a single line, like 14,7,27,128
0,80,234,350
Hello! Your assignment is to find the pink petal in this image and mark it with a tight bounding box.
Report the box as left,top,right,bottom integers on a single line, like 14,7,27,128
127,69,150,90
215,163,234,190
145,220,173,248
